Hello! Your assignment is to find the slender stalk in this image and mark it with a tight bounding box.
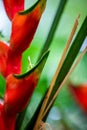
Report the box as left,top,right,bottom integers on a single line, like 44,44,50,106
41,14,80,118
38,0,68,60
43,47,87,118
45,14,80,101
33,0,68,129
33,14,79,130
43,16,87,121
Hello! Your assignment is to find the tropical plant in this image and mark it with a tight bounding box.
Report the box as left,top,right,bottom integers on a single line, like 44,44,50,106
0,0,87,130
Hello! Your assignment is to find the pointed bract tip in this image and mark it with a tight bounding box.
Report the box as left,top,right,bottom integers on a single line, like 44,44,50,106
14,50,50,79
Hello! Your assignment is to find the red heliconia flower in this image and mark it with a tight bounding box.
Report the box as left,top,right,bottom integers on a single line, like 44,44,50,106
0,51,49,130
10,0,46,55
0,0,47,77
3,0,24,20
4,51,49,116
69,84,87,113
0,0,48,129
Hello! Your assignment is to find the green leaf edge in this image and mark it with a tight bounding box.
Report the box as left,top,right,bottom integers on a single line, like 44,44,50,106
52,16,87,97
19,0,46,15
14,50,50,79
38,0,67,60
43,16,87,121
24,92,47,130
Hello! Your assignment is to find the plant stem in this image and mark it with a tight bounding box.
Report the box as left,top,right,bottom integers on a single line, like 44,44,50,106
41,14,80,118
43,47,87,118
36,14,79,124
38,0,68,60
43,16,87,121
33,1,68,129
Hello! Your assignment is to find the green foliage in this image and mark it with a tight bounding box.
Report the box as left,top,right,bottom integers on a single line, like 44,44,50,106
0,75,5,98
0,0,87,130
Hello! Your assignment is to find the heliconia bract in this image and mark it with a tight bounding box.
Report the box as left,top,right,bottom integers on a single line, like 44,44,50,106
0,41,22,77
0,41,9,77
0,0,48,130
10,0,46,55
69,84,87,113
0,50,49,130
4,51,49,116
3,0,24,20
0,103,16,130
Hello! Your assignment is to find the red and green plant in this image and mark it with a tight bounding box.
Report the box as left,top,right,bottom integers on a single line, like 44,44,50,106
0,0,87,130
0,0,49,129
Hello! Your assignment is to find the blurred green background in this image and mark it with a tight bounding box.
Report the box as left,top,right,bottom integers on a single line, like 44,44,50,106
0,0,87,130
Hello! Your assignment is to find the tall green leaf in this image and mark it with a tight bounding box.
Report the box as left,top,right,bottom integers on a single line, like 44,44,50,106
38,0,68,60
43,16,87,120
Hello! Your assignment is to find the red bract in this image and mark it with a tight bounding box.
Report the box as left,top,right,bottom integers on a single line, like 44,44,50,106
6,51,22,77
0,51,49,130
3,0,24,20
0,0,48,129
5,51,49,116
0,0,46,77
0,41,22,77
0,103,16,130
69,84,87,113
5,73,38,115
0,41,9,77
10,0,46,55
